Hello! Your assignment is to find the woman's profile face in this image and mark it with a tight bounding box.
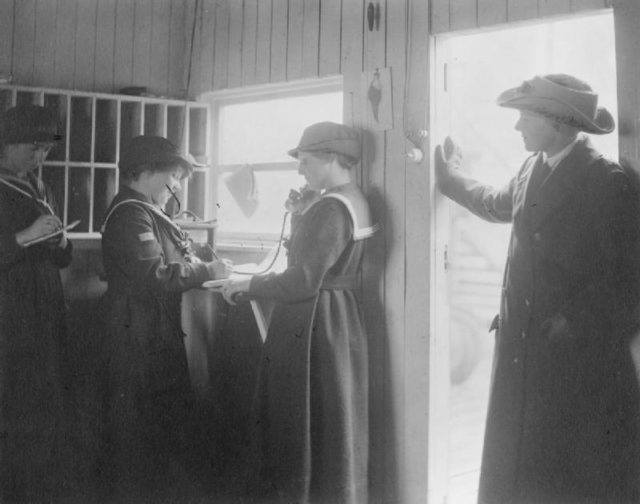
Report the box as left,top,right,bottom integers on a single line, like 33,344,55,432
139,166,184,208
2,142,53,174
297,151,330,191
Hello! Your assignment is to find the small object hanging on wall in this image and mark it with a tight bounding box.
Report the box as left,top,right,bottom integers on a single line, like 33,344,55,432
367,2,375,31
362,67,393,131
366,2,381,31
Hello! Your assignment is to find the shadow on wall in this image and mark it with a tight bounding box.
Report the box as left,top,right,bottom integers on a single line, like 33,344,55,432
361,127,400,503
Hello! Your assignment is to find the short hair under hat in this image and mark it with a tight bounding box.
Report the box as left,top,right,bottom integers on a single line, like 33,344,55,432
497,74,614,135
288,122,361,163
0,105,62,147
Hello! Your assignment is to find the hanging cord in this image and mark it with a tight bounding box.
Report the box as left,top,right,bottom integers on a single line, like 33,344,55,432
226,211,291,276
167,182,290,274
184,0,200,102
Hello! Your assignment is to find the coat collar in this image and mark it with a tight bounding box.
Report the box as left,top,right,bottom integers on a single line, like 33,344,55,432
321,182,378,241
525,136,598,230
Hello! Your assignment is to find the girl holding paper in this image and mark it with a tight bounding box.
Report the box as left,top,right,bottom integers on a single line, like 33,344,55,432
0,105,73,501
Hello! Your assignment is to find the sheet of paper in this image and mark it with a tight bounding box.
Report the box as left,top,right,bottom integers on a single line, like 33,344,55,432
22,219,81,247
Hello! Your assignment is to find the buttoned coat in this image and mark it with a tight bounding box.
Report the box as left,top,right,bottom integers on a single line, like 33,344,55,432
100,186,212,500
440,137,640,503
0,171,73,501
244,182,373,504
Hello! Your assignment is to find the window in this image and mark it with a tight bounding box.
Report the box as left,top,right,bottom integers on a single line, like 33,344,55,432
206,77,343,248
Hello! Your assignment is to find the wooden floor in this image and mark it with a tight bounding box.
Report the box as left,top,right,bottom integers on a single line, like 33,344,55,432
448,351,494,504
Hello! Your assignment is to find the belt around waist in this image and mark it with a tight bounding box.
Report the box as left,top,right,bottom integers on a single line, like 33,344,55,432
320,275,358,290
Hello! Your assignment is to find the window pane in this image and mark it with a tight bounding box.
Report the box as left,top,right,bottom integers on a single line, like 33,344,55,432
217,169,305,238
217,91,342,165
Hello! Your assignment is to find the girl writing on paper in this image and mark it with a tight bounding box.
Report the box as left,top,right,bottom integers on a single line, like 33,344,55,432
0,105,74,501
100,135,232,502
222,122,376,504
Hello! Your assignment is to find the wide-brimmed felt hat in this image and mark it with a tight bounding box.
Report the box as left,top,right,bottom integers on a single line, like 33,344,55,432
288,122,361,163
119,135,193,178
497,74,614,135
0,105,63,146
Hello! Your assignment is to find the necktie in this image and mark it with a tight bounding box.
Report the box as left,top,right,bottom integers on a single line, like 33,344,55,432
527,159,551,204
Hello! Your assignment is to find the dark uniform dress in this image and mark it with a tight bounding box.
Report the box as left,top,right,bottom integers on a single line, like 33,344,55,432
0,170,73,501
100,185,213,502
246,182,375,504
439,137,640,503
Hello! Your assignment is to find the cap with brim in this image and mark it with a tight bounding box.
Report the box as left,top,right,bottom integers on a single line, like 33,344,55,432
119,135,193,178
0,105,63,146
288,122,361,163
497,75,614,135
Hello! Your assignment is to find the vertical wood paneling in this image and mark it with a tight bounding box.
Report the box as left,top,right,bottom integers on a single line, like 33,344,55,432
302,0,320,77
0,0,14,78
318,0,341,76
478,0,508,26
214,0,230,90
13,0,36,85
270,0,288,82
571,0,608,11
94,0,117,94
74,0,98,90
241,0,258,85
255,0,272,84
168,0,188,98
33,0,57,87
113,0,134,92
196,0,216,94
431,0,451,34
615,0,640,162
53,0,76,89
382,0,410,500
538,0,572,16
227,0,244,88
150,0,171,95
404,0,436,501
132,0,153,88
451,0,477,31
341,0,362,126
361,0,391,500
286,0,304,81
507,0,539,21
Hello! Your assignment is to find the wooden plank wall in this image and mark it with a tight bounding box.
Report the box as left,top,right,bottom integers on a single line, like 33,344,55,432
432,0,609,33
3,0,193,98
615,0,640,165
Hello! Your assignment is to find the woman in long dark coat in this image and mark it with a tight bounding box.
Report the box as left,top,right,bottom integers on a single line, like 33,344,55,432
222,122,375,504
0,105,73,501
100,135,231,502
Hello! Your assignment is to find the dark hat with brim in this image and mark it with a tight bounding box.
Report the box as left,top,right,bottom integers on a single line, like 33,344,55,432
0,105,63,146
119,135,193,178
497,75,614,135
288,122,361,163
